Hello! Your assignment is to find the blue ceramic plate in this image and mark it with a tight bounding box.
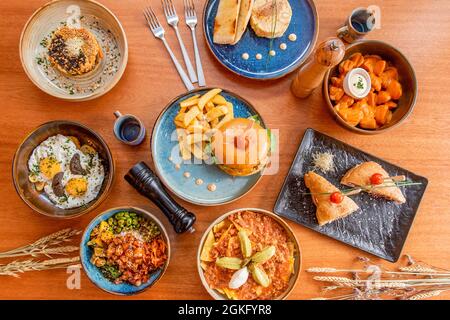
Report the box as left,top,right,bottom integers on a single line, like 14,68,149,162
203,0,318,79
80,207,170,295
151,88,266,206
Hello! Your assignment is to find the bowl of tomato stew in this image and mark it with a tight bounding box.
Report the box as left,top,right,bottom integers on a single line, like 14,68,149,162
80,207,170,295
197,208,301,300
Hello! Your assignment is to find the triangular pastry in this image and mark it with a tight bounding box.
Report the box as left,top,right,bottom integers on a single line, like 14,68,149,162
341,161,406,204
304,171,359,226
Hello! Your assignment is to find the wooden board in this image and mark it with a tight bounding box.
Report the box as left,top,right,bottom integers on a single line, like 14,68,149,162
0,0,449,300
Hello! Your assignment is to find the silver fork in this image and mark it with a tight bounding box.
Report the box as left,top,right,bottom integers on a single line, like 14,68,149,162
143,7,194,91
184,0,205,87
162,0,198,83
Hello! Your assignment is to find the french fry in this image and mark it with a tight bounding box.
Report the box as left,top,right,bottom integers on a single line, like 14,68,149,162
192,143,205,160
212,94,227,105
198,88,222,110
186,133,208,145
205,101,215,112
183,106,200,127
206,105,228,122
225,102,234,118
176,129,191,160
210,118,219,128
180,94,200,108
174,89,235,161
214,113,233,129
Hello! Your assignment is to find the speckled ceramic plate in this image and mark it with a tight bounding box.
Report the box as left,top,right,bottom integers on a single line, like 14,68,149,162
203,0,318,79
274,128,428,262
151,88,266,206
80,207,170,295
20,0,128,101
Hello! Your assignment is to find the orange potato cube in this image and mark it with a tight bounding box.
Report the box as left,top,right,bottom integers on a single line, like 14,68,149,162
374,60,387,76
375,104,390,125
331,76,344,88
349,52,365,67
329,86,345,101
370,73,382,91
367,92,377,107
385,101,398,109
386,110,393,123
339,59,355,74
359,116,378,129
387,80,403,99
362,57,379,73
338,95,355,108
377,91,391,104
345,107,364,127
381,67,399,88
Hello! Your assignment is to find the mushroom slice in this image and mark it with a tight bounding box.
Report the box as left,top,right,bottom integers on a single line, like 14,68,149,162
52,172,65,197
70,153,88,175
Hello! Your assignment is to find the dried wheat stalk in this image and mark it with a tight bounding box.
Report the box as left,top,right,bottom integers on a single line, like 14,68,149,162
0,228,81,258
0,257,80,278
309,255,450,300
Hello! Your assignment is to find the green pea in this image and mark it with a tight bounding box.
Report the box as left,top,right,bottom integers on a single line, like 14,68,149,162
126,218,132,226
130,212,136,218
116,212,123,219
107,217,114,225
118,219,125,226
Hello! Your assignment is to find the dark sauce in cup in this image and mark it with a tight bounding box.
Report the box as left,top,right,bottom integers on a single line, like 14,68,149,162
119,118,141,142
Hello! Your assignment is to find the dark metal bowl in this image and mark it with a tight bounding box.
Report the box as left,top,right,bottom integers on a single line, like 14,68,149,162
323,40,418,135
12,120,114,218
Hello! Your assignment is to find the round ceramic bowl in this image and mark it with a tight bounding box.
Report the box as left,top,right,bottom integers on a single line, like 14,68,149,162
12,120,114,219
80,207,171,295
323,40,418,134
197,208,301,300
151,88,267,206
20,0,128,101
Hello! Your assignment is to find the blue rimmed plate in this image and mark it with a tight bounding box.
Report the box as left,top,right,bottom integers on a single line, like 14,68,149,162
80,207,170,295
151,88,266,206
203,0,318,79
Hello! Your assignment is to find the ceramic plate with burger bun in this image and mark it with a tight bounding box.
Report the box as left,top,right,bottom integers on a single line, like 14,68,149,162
20,0,128,101
151,88,272,206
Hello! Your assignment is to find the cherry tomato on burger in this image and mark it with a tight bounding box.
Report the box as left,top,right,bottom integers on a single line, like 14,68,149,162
370,173,384,185
330,192,344,204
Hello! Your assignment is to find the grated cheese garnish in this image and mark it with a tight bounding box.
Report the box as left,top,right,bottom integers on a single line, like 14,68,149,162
312,151,335,173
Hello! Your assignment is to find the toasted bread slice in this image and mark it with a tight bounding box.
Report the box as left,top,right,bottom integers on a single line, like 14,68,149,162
341,161,406,204
250,0,292,38
304,171,359,226
232,0,254,44
47,26,102,76
213,0,242,44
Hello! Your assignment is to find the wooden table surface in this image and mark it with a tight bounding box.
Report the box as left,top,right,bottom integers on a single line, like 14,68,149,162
1,0,449,300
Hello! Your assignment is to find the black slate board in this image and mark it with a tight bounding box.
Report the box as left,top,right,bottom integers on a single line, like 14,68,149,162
274,128,428,262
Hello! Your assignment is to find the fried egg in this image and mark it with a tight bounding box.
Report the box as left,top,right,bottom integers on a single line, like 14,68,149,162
28,134,105,209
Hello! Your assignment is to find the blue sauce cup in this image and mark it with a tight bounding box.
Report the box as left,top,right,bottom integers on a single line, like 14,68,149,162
113,111,146,146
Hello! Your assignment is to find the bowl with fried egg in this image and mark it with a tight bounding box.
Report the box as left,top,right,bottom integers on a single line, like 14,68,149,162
12,120,114,218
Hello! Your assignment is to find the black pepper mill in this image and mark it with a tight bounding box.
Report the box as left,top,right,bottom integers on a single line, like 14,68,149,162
124,162,196,234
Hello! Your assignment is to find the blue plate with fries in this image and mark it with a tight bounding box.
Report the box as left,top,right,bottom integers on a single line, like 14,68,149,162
151,88,267,206
203,0,318,79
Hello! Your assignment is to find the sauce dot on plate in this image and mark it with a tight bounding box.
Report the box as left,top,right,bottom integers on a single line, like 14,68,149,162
255,53,262,60
183,171,191,178
242,53,249,60
288,33,297,41
207,183,217,192
280,43,287,50
269,50,276,56
175,164,181,170
195,178,203,186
